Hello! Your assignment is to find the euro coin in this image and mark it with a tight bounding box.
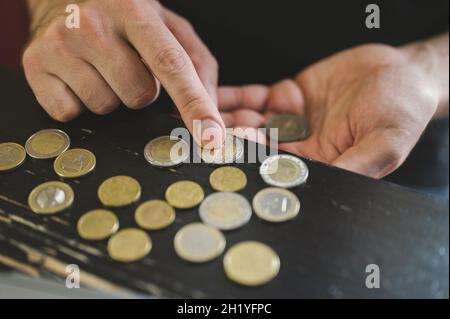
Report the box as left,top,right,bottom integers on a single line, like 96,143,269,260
252,187,300,223
54,148,96,178
98,176,141,207
174,223,226,263
107,228,152,262
266,113,311,142
223,241,280,286
199,192,252,230
28,181,74,215
200,134,244,164
209,166,247,192
25,129,70,159
144,136,189,168
0,142,26,172
135,200,175,230
165,180,204,209
260,154,309,188
77,209,119,241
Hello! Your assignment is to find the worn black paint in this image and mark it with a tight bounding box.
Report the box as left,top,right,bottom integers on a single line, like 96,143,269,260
0,69,448,298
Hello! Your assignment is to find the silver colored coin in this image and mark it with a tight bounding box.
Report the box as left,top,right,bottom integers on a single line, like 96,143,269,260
25,129,71,159
252,187,300,223
174,222,226,263
199,192,252,230
144,136,190,168
200,134,244,164
266,113,311,142
260,154,308,188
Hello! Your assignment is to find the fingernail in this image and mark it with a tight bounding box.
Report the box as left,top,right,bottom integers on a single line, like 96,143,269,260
201,119,224,149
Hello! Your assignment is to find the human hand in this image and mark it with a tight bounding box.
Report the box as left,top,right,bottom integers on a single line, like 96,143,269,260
219,44,443,178
23,0,224,146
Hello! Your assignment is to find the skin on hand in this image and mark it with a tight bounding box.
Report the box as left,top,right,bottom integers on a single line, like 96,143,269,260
219,41,448,178
23,0,225,147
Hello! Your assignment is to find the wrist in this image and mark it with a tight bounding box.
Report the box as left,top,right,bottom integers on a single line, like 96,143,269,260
27,0,74,32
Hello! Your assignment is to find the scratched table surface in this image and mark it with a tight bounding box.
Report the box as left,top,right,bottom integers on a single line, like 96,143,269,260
0,68,448,298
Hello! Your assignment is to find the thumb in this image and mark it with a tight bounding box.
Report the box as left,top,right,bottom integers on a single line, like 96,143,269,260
332,130,408,179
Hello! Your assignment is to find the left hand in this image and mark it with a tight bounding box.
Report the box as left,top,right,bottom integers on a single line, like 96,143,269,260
218,44,441,178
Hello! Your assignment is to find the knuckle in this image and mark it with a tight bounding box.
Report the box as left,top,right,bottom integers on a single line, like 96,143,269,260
51,105,80,122
44,21,72,55
22,46,41,72
154,47,187,75
125,88,157,109
92,97,119,115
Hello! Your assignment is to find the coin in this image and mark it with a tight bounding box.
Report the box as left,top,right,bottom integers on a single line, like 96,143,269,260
200,134,244,164
174,223,226,263
77,209,119,241
135,200,175,230
223,241,280,286
209,166,247,192
107,228,152,262
0,143,26,172
199,192,252,230
144,136,190,168
252,187,300,223
25,129,70,159
260,154,309,188
165,180,204,209
266,113,311,142
28,181,74,215
98,176,141,207
54,148,96,178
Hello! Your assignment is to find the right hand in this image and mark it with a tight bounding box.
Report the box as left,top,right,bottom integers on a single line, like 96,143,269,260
23,0,225,147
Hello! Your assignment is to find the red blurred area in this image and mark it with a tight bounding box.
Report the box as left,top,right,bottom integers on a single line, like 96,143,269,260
0,1,29,70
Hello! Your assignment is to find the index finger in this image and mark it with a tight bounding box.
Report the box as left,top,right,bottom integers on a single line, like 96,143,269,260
122,6,225,146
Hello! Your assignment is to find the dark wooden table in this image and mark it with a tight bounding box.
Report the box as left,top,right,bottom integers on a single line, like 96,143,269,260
0,68,448,298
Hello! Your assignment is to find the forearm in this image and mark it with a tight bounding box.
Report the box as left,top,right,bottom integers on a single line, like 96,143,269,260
402,33,449,119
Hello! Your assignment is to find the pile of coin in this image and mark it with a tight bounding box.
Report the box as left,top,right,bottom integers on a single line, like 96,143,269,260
3,127,311,288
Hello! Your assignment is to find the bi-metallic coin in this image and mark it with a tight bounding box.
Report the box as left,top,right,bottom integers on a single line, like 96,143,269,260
200,134,244,164
25,129,70,159
199,192,252,231
144,136,189,168
266,113,311,142
0,142,26,172
260,154,308,188
54,148,96,178
28,181,74,215
174,223,226,263
252,187,300,223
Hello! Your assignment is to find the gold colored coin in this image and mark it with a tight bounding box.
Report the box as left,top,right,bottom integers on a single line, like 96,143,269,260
28,181,74,215
209,166,247,192
165,180,204,209
77,209,119,241
135,200,175,230
107,228,152,262
54,148,96,178
98,176,141,207
0,143,26,172
174,223,226,263
25,129,70,159
144,136,189,168
223,241,280,286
